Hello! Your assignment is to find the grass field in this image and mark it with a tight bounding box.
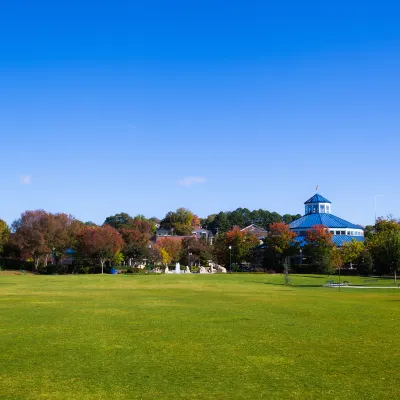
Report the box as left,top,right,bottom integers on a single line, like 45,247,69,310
0,274,399,400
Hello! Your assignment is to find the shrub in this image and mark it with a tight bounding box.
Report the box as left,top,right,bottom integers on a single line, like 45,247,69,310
79,266,92,274
0,258,33,271
356,250,374,276
46,264,57,274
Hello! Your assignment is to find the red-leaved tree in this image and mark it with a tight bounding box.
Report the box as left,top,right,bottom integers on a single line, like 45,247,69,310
156,238,182,264
76,225,124,273
304,225,335,274
264,222,297,255
12,210,77,271
306,224,333,247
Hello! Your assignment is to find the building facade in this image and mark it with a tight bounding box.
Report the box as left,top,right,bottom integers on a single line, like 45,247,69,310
153,228,214,244
289,193,364,246
241,224,269,240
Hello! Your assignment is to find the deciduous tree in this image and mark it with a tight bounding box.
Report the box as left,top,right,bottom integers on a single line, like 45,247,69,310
213,227,259,268
120,228,150,265
156,238,182,264
191,214,201,228
160,248,172,266
180,237,212,266
12,211,76,271
0,219,10,255
356,250,374,276
304,225,334,274
306,225,333,247
263,222,297,269
113,251,124,266
160,208,196,235
329,246,343,276
368,218,400,282
341,239,365,265
104,213,135,230
264,222,297,256
75,225,124,273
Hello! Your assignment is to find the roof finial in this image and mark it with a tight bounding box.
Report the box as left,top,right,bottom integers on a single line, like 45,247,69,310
316,185,319,192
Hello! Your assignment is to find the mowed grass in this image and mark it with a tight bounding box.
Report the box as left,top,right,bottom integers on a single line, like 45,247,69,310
0,274,399,400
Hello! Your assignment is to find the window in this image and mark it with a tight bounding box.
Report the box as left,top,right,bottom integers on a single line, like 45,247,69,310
336,231,340,235
326,205,330,213
320,205,325,212
313,205,318,213
341,231,346,235
330,231,334,235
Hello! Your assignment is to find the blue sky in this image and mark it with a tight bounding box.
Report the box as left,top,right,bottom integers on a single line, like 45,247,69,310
1,1,399,226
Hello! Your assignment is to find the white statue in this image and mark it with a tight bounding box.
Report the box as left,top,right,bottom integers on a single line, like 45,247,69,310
165,266,172,274
175,262,181,274
217,265,227,273
185,266,191,274
199,266,208,274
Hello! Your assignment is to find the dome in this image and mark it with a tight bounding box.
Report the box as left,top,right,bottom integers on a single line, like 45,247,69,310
289,192,365,243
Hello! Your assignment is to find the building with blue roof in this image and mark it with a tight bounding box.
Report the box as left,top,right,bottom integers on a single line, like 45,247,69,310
289,193,364,246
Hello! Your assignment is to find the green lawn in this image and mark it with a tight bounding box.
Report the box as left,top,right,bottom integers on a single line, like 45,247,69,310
0,274,399,400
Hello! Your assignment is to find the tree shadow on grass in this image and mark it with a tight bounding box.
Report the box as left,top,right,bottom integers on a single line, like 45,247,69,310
251,281,323,288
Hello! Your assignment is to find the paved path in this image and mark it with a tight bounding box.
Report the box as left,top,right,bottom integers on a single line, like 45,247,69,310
329,285,399,289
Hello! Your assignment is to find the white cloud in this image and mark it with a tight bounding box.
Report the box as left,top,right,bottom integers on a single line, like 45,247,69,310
20,175,32,185
179,176,207,187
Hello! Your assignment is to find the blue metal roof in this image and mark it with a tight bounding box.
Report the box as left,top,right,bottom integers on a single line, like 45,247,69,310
289,213,362,230
304,193,331,204
295,235,364,247
332,235,364,246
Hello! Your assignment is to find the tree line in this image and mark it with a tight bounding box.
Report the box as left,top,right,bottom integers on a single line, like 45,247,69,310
0,207,399,280
0,208,261,273
156,207,301,235
262,219,400,281
201,209,302,234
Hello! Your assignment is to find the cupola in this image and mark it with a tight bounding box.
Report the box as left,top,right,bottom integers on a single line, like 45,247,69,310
304,193,332,215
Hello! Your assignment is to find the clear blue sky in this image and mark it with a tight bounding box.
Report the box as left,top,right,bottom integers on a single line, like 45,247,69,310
1,0,399,226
